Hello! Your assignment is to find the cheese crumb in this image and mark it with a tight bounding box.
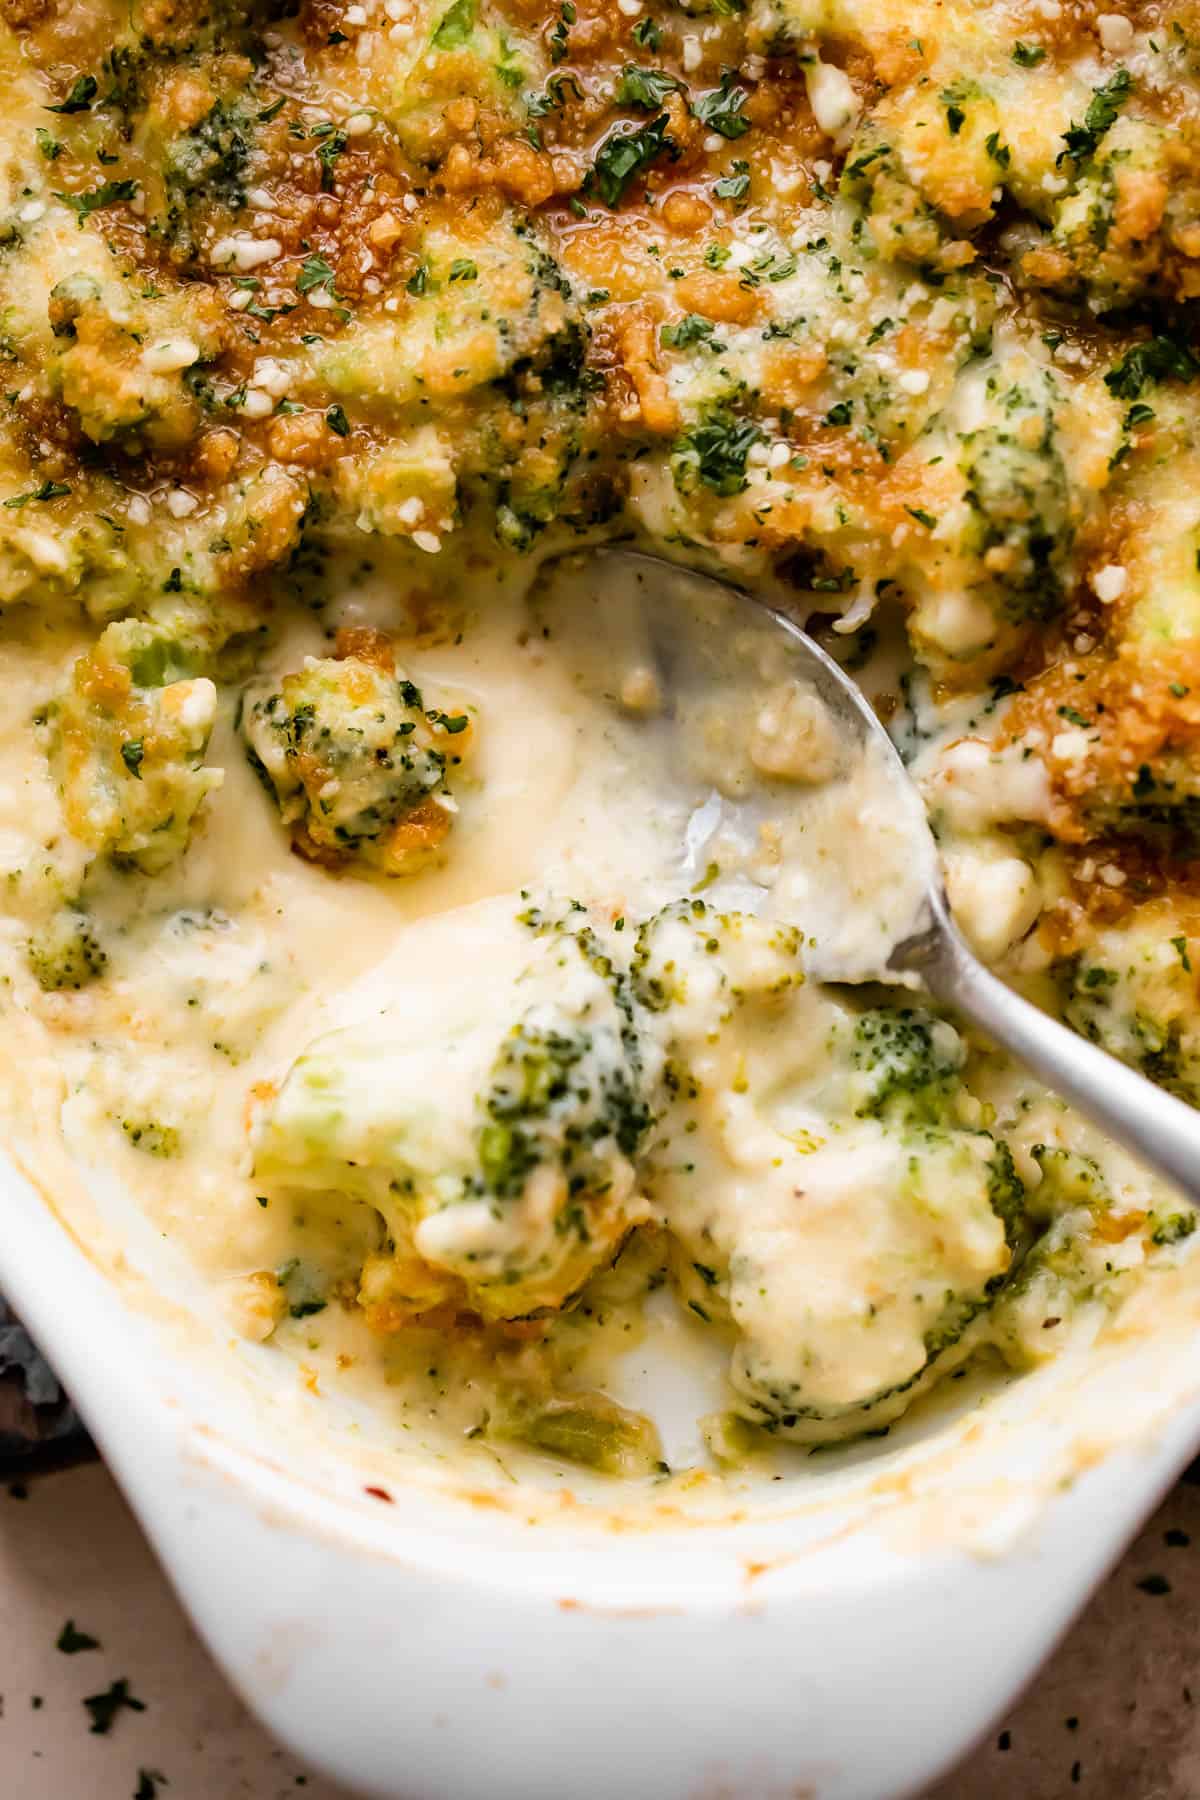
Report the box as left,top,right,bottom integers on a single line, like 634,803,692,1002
1091,564,1128,603
898,368,930,395
210,235,282,271
1097,11,1134,50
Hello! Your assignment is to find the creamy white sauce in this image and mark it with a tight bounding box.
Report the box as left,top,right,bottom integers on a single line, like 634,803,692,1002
0,546,1182,1476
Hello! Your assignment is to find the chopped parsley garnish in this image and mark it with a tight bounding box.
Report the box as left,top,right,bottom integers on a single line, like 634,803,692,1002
84,1678,146,1735
691,69,750,139
586,113,675,207
1059,68,1133,164
1104,335,1199,399
632,16,661,48
615,64,682,108
120,739,145,778
46,75,98,113
1173,935,1193,971
56,179,138,222
661,313,720,348
325,404,350,436
985,130,1010,167
824,399,852,427
3,480,71,508
297,253,338,295
1012,40,1045,66
312,122,347,190
527,71,582,118
448,257,478,281
673,405,763,496
549,0,575,63
906,506,937,529
713,159,750,201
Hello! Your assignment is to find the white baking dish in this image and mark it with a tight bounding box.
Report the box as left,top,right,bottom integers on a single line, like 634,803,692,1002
4,1122,1199,1800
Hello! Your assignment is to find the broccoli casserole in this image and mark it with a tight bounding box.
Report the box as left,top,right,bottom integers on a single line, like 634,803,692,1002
0,0,1198,1475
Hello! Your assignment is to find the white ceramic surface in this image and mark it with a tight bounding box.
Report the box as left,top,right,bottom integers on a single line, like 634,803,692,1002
3,1129,1199,1800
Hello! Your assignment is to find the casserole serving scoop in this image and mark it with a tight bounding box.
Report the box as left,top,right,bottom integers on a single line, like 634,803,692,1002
534,547,1200,1207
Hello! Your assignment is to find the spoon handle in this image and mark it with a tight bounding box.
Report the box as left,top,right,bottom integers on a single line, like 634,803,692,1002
910,901,1200,1206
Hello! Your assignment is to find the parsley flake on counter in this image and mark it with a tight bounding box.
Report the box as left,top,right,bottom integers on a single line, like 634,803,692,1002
56,1620,101,1654
84,1678,146,1735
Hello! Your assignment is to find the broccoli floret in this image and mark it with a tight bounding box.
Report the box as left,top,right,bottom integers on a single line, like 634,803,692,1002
44,619,221,873
241,637,474,876
848,1006,965,1126
728,1124,1029,1445
490,1389,664,1475
958,403,1070,623
253,905,657,1322
1056,919,1200,1105
26,908,107,991
479,1011,654,1205
160,99,256,261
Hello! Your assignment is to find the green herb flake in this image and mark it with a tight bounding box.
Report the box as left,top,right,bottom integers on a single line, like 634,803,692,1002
1173,935,1192,972
56,1620,101,1655
672,405,763,496
586,113,675,207
615,64,682,109
1060,68,1133,165
1012,40,1046,65
661,313,718,349
120,739,144,779
56,179,138,223
84,1678,146,1735
314,126,347,190
46,75,98,114
714,159,750,201
691,69,750,139
3,480,71,509
1105,335,1199,399
297,253,338,295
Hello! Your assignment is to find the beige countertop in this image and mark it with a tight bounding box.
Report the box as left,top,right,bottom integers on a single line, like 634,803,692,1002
2,1458,1198,1798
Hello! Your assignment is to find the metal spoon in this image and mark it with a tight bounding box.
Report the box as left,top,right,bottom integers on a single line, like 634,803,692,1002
533,546,1200,1203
